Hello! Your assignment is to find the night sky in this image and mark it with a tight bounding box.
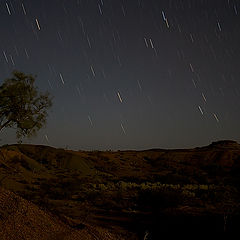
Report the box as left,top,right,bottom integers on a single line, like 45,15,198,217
1,0,240,150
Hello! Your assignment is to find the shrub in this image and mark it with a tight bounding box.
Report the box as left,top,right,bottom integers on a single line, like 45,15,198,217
136,188,183,211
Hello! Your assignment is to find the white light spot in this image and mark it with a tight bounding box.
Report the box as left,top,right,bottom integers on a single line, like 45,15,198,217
202,93,207,102
121,5,126,16
88,115,93,126
198,106,203,115
144,231,149,240
21,3,27,15
217,21,221,31
121,123,126,135
24,48,29,59
9,55,15,66
137,80,142,91
165,18,169,28
191,79,196,88
6,2,11,15
117,92,123,103
190,33,194,42
144,37,148,48
189,63,194,72
234,5,238,15
45,134,49,143
90,65,95,77
3,51,8,63
162,10,169,28
213,113,219,122
98,4,103,15
35,18,41,30
87,35,91,48
162,11,166,21
149,38,154,49
59,73,65,84
76,86,81,95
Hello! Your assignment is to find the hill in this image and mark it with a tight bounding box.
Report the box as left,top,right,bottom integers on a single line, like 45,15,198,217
0,140,240,237
0,187,120,240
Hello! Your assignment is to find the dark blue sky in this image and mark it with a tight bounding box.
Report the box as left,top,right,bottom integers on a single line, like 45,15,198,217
0,0,240,150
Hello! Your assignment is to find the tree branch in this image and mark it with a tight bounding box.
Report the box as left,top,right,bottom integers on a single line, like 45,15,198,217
0,119,11,132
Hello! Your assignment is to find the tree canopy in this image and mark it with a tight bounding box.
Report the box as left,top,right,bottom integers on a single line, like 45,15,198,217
0,71,53,141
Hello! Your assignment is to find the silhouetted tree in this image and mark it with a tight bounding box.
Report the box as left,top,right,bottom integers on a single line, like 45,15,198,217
0,71,53,141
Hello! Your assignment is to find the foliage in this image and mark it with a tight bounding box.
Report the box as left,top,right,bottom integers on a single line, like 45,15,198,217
137,188,183,210
0,71,52,141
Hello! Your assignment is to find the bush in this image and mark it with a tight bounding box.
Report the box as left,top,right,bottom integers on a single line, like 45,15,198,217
136,188,183,211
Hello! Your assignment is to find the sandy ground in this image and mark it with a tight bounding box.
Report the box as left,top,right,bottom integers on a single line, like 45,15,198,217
0,187,123,240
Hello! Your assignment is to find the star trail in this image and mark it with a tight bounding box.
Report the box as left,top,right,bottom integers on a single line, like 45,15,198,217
0,0,240,150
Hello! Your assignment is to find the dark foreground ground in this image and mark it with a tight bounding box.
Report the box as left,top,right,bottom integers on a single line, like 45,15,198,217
0,140,240,238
